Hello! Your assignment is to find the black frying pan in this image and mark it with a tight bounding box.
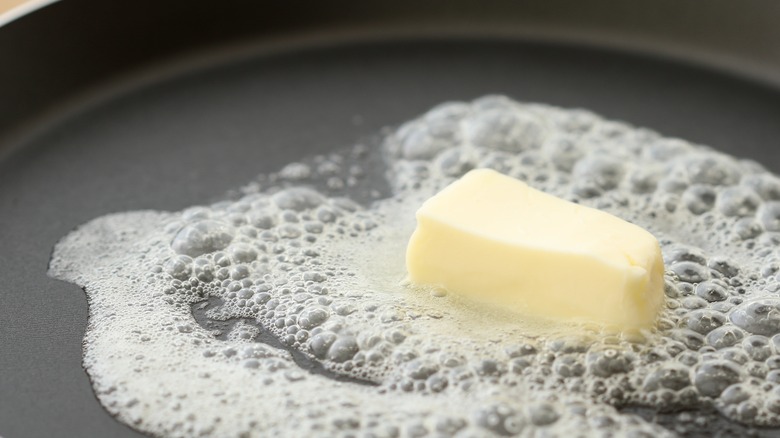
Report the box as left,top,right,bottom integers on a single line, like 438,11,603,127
3,1,780,436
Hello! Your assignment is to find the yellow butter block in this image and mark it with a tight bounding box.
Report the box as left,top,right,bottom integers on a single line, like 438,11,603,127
406,169,665,329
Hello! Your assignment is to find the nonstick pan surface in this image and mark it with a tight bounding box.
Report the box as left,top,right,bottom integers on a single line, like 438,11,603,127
3,1,780,437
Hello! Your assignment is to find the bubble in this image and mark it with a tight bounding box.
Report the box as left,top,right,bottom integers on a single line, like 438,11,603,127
706,326,746,349
476,403,525,436
467,108,546,153
665,245,707,265
554,355,585,377
171,220,234,257
326,336,359,363
658,175,688,194
435,148,474,177
742,336,772,362
733,218,764,240
279,162,312,180
721,384,751,405
643,364,691,391
572,156,625,192
528,403,560,426
164,255,193,280
670,261,710,283
644,138,687,161
742,174,780,201
708,256,740,278
684,155,740,186
671,329,705,350
249,211,276,229
505,343,537,358
543,136,583,172
398,122,454,160
682,185,717,215
298,307,330,330
309,332,337,359
278,225,302,239
722,349,751,367
716,187,762,217
228,265,250,281
405,359,439,380
435,416,467,435
757,202,780,232
683,309,727,335
731,299,780,336
693,361,743,398
272,188,324,211
586,348,633,377
628,169,660,194
695,280,730,302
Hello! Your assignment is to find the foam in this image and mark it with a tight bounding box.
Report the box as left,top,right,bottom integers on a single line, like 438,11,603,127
50,96,780,436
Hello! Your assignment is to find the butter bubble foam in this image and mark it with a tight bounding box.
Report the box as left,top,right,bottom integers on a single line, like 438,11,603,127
50,96,780,437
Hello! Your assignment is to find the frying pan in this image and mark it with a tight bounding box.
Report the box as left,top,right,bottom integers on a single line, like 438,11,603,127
3,1,780,436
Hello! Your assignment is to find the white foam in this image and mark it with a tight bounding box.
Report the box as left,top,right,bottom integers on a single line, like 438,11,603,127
50,96,780,436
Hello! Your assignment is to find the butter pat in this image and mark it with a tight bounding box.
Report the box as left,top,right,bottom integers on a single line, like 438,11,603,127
406,169,665,329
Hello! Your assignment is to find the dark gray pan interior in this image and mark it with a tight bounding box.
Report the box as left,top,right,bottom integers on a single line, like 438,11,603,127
2,1,780,436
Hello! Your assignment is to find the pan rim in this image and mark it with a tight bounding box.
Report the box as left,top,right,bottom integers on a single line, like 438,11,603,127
3,27,780,165
0,0,58,28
